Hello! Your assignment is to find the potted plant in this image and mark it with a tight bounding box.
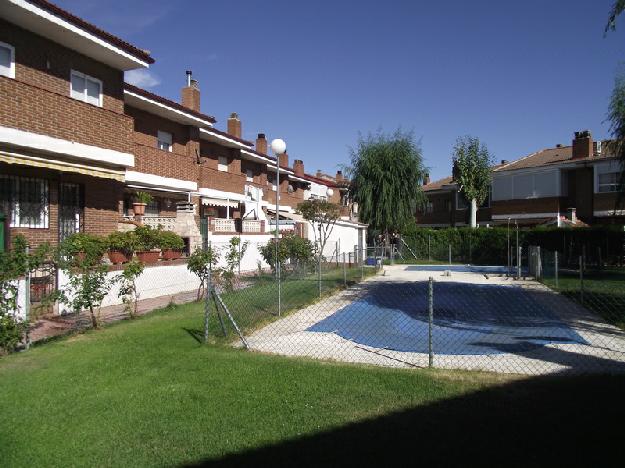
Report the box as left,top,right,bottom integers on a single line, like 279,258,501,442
159,230,185,260
106,231,135,264
134,225,161,264
60,233,106,265
132,191,153,217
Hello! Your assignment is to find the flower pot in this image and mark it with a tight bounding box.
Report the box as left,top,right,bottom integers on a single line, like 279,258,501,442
132,203,147,216
162,249,182,261
136,250,160,264
108,250,130,264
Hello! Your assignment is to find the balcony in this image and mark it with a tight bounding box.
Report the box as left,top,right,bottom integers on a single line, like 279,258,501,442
207,218,265,234
122,216,177,231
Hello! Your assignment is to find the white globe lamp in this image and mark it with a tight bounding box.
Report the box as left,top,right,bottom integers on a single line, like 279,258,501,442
270,138,286,155
326,188,334,198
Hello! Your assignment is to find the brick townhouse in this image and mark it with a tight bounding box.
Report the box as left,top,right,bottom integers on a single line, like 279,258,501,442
1,0,366,255
0,0,153,249
416,130,623,228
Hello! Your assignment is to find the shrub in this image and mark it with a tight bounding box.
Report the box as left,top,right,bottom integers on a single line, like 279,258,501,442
259,232,314,272
59,233,106,265
222,237,249,292
0,311,27,354
134,226,161,251
158,230,185,250
106,231,136,256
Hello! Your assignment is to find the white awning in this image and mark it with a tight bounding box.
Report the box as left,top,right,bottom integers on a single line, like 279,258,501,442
201,197,238,208
267,209,305,222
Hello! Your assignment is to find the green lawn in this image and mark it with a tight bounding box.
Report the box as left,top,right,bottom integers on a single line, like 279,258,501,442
0,301,502,467
541,268,625,329
2,269,625,466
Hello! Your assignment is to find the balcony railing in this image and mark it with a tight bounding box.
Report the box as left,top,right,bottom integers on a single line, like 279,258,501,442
122,216,177,231
212,218,236,233
242,219,263,233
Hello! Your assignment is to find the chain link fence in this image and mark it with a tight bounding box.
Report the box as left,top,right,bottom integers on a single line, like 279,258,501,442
197,240,625,375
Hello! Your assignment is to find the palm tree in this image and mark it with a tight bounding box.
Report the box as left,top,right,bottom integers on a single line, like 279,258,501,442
347,129,426,247
452,136,492,228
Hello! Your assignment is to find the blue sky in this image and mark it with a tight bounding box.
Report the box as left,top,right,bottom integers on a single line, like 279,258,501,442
56,0,625,180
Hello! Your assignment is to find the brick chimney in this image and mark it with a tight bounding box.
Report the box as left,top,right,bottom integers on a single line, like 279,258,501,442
227,113,241,138
181,70,201,112
572,130,593,160
293,159,305,176
256,133,267,154
423,173,430,185
336,170,343,182
279,151,288,168
316,170,323,178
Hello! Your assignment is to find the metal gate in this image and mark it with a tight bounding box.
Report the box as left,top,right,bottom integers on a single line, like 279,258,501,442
58,183,83,242
200,217,208,249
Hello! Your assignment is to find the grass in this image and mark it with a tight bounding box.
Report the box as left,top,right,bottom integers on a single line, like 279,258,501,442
541,268,625,329
207,265,377,342
0,300,504,468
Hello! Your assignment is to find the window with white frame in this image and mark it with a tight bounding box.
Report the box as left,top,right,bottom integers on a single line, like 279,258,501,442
145,199,160,217
70,70,102,106
0,175,49,228
246,168,254,182
218,156,228,172
157,131,172,152
0,41,15,79
598,172,620,193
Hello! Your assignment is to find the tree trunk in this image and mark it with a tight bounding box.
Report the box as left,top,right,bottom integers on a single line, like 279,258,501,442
470,198,477,228
89,306,98,329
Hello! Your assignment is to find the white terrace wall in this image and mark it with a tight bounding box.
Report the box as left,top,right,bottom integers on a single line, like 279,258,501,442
305,220,366,259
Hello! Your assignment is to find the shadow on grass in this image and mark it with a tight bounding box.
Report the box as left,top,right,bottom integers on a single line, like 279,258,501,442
183,327,204,344
184,373,625,467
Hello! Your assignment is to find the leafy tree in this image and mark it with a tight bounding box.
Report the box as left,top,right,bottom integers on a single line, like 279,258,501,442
57,251,112,329
187,246,221,299
222,237,249,292
452,136,493,228
297,199,341,261
115,260,144,319
608,74,625,202
605,0,625,34
347,129,426,244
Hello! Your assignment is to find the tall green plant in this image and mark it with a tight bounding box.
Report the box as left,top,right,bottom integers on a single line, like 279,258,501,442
187,246,221,299
115,260,144,319
221,237,249,292
347,129,426,243
452,136,493,228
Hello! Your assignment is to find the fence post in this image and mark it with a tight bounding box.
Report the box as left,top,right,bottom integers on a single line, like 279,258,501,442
204,241,212,343
428,277,434,368
24,245,31,350
448,244,452,266
428,234,431,261
361,248,365,280
554,250,559,289
579,255,584,305
343,252,347,287
317,254,322,297
517,246,522,279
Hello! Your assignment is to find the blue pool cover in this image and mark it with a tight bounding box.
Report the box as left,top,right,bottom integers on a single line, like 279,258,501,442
307,282,587,355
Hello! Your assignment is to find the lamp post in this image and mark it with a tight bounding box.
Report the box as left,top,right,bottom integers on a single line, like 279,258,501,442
271,138,286,316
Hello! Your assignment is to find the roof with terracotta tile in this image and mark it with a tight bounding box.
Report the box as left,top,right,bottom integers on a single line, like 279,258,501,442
30,0,154,64
422,176,455,192
495,142,617,172
124,84,217,124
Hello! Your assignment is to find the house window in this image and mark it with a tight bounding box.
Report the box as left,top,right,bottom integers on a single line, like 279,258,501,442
145,199,160,217
444,199,452,212
456,192,469,210
425,201,434,213
218,156,228,172
598,172,620,193
246,169,254,182
70,70,102,106
0,175,49,228
0,41,15,79
157,131,172,152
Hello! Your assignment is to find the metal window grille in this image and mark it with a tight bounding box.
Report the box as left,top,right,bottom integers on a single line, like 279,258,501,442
1,175,49,228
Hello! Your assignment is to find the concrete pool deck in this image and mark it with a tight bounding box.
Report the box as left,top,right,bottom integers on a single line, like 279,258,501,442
245,265,625,374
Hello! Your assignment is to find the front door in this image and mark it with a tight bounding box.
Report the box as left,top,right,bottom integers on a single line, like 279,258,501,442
58,183,83,242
